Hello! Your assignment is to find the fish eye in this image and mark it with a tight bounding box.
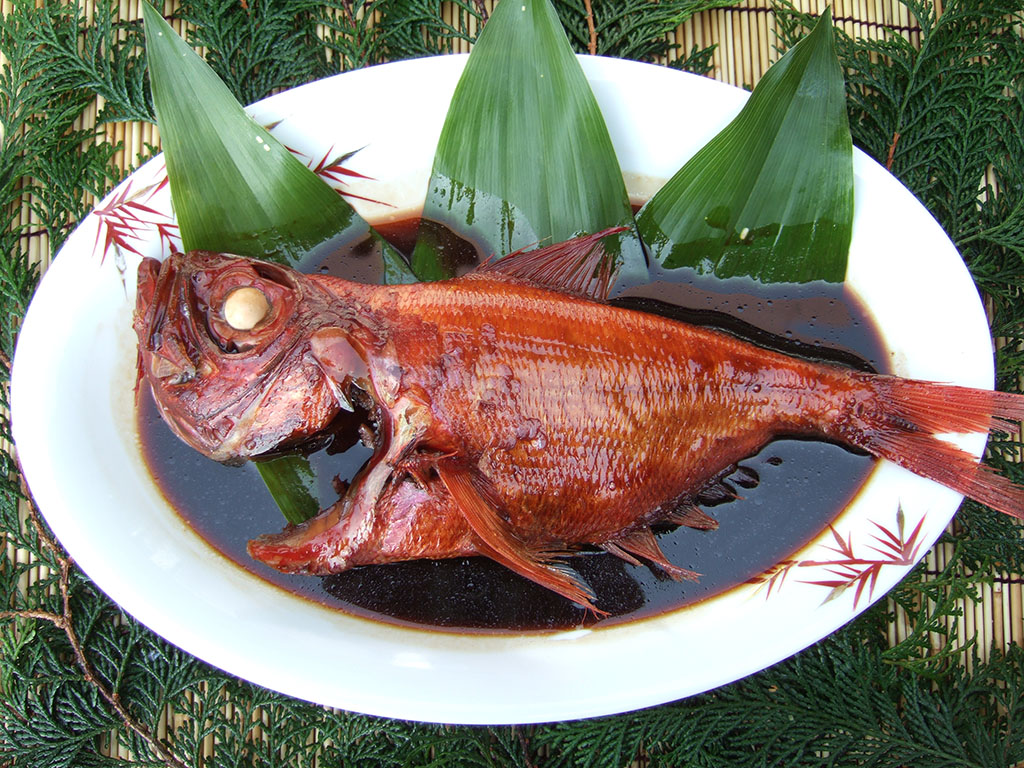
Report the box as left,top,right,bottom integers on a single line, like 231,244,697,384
223,286,271,330
196,262,297,355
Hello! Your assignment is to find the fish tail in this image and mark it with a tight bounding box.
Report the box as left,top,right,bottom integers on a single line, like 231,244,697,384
839,373,1024,520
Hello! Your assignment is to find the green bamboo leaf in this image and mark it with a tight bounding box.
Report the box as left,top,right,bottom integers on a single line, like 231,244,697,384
636,8,853,283
411,0,645,283
255,457,320,526
141,1,413,282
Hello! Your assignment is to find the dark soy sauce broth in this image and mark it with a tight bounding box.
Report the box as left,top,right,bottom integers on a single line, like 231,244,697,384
139,218,888,633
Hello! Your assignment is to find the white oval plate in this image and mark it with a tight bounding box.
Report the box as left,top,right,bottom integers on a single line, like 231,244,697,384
12,56,992,724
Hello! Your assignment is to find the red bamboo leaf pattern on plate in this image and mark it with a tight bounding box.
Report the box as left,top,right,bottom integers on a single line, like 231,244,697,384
802,507,926,607
746,558,799,599
749,506,927,608
93,172,180,263
287,144,394,207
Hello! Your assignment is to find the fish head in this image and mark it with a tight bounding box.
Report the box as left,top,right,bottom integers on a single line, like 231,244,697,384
134,251,349,463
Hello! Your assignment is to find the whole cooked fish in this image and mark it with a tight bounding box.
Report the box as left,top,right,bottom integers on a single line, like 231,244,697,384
134,232,1024,610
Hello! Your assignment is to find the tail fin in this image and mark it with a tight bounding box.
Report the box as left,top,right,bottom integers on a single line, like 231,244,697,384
848,374,1024,520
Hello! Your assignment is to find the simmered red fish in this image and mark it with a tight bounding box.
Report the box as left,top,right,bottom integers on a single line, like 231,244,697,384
134,234,1024,609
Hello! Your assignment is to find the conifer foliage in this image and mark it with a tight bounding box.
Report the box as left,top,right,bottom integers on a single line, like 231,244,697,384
2,1,1024,765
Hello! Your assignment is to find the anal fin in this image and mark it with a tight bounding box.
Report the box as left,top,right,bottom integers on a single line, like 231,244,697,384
666,503,719,531
435,461,601,612
604,527,699,582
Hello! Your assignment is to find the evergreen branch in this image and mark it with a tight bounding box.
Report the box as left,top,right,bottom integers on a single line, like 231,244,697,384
536,635,1024,768
667,42,717,76
0,501,190,768
0,0,152,124
554,0,729,62
882,556,975,676
1,1,1023,765
0,0,131,254
177,0,330,105
316,0,482,73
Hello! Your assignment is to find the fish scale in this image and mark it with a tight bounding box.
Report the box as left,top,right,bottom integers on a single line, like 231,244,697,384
349,275,859,545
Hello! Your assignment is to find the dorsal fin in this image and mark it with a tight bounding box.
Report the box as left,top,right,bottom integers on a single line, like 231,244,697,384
475,227,628,302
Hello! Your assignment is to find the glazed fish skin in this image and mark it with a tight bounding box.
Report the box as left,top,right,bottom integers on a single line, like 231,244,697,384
135,238,1024,609
344,273,848,545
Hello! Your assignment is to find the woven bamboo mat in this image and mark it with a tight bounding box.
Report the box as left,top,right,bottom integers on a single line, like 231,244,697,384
6,0,1020,748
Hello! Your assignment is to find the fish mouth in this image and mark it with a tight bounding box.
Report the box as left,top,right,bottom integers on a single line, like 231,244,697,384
135,256,183,366
135,256,207,402
135,255,213,382
247,500,350,573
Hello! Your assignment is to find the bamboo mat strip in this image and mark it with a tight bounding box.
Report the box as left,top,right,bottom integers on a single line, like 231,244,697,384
3,0,1020,759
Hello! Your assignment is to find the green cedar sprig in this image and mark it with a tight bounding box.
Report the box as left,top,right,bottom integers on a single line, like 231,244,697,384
0,0,150,268
534,636,1024,767
315,0,483,69
2,0,1024,766
2,0,152,124
553,0,726,63
176,0,330,106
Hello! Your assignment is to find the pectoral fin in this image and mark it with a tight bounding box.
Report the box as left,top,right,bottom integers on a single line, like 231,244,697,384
435,461,600,612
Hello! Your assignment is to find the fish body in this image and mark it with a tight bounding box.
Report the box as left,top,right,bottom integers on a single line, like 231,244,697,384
314,274,845,539
134,236,1024,609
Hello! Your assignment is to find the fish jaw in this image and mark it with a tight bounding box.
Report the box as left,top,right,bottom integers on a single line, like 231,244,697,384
249,389,439,568
247,500,352,573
